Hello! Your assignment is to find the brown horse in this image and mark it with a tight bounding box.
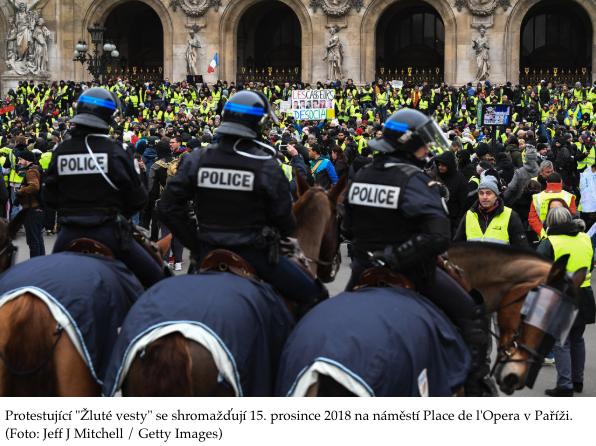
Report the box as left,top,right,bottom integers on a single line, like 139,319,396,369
292,243,584,397
0,213,171,397
121,175,347,397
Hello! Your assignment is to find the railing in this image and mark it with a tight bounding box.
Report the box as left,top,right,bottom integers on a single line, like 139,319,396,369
102,66,164,84
236,66,301,85
375,67,444,86
519,67,591,87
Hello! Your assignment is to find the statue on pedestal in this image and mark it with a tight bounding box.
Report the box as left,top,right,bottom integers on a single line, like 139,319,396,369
323,25,344,82
185,30,201,76
472,25,490,83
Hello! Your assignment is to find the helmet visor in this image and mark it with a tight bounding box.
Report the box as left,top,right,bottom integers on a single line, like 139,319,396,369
417,119,451,155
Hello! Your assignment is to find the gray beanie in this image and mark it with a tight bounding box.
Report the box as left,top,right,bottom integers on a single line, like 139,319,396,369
524,144,537,163
478,176,500,195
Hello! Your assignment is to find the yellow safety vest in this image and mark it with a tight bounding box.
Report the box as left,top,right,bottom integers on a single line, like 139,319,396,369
39,152,52,170
532,191,573,222
465,207,512,244
278,161,293,182
376,92,387,106
164,111,175,121
576,144,596,170
9,151,24,184
0,155,8,186
361,88,373,102
548,233,593,288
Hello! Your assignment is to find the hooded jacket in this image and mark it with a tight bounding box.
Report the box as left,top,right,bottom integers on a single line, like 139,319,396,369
505,142,523,169
495,154,515,184
457,151,477,182
435,151,468,231
503,145,540,203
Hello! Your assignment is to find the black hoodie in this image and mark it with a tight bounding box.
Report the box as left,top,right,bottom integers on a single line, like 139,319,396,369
435,151,468,231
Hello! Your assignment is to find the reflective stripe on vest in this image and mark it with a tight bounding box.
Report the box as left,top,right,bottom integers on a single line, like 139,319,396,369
465,207,512,244
533,191,573,222
548,233,593,287
279,161,293,182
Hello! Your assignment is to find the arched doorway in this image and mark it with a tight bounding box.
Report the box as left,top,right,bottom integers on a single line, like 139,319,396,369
101,1,164,83
518,0,592,85
370,0,448,85
236,0,301,85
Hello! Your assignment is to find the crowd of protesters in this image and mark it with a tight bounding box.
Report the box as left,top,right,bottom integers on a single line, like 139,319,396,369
1,75,596,396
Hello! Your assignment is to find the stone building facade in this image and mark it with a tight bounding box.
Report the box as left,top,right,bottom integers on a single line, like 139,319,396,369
0,0,594,93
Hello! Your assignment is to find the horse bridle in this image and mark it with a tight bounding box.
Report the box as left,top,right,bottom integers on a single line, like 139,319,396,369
490,280,572,379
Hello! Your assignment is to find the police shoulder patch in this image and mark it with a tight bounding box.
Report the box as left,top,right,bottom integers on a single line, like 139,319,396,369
198,167,255,191
348,182,400,209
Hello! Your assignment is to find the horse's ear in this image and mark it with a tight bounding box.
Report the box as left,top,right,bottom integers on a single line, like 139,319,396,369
571,267,587,292
546,254,569,288
7,209,29,240
295,170,310,197
329,174,348,204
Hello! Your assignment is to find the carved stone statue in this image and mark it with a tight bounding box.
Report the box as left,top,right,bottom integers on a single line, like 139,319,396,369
32,18,52,75
4,0,52,76
323,25,344,82
185,30,201,76
472,26,490,83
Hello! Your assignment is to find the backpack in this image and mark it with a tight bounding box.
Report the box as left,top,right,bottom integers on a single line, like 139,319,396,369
21,164,47,206
155,158,180,195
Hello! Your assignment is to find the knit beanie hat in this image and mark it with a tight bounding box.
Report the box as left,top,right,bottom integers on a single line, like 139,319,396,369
524,145,537,163
478,176,500,195
18,150,35,163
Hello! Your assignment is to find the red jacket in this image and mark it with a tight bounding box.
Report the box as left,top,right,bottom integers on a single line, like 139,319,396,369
528,183,576,237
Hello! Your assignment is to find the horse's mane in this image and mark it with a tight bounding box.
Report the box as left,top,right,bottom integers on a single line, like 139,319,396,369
449,242,550,264
293,187,330,222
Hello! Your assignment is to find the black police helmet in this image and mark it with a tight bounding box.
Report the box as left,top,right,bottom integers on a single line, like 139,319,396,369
368,109,449,156
215,90,278,139
70,87,121,131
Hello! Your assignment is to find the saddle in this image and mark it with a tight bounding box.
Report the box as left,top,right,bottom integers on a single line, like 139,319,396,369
354,267,416,291
63,226,167,269
354,255,470,292
279,237,316,281
200,250,262,282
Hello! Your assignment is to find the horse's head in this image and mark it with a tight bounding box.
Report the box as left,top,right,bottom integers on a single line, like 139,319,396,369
493,254,585,395
293,173,347,282
0,209,28,273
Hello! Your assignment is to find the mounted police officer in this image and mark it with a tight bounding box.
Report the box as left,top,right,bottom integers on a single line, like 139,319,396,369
42,87,166,287
341,109,495,397
157,90,325,306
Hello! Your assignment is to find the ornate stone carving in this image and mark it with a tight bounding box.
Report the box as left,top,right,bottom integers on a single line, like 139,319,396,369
169,0,221,18
5,0,53,76
454,0,511,16
309,0,363,17
323,24,344,82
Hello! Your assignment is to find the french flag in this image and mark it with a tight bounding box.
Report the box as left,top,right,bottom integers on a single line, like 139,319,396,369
207,53,218,73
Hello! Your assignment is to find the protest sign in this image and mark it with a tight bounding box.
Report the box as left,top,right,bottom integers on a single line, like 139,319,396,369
291,90,335,120
280,101,291,113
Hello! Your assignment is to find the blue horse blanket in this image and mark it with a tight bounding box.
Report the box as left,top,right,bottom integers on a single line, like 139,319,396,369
0,252,143,385
103,272,295,397
276,287,470,397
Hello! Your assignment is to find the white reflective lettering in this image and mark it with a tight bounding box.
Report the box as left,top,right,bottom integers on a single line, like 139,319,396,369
349,182,400,209
57,154,109,176
198,167,254,191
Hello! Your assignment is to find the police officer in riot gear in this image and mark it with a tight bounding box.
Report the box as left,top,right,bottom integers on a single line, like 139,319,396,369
157,90,324,305
42,87,166,287
342,109,495,397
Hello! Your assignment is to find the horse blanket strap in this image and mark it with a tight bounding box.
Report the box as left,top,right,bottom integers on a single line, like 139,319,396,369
354,267,416,291
64,238,116,259
200,250,262,283
436,255,471,293
133,226,166,268
279,237,316,281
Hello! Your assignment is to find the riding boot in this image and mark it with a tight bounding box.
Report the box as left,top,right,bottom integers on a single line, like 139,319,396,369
297,279,330,319
461,288,499,397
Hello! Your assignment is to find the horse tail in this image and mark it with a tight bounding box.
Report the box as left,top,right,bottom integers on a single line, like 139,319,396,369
2,293,59,397
143,332,192,397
